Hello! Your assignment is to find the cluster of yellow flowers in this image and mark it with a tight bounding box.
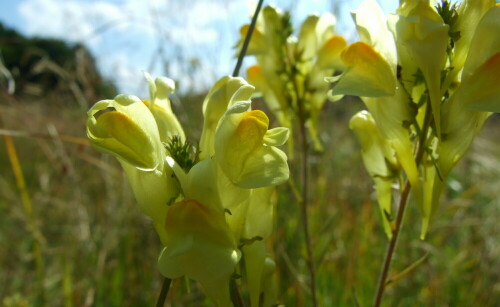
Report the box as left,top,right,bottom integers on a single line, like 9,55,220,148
237,0,499,239
328,0,500,238
239,5,347,152
86,74,289,306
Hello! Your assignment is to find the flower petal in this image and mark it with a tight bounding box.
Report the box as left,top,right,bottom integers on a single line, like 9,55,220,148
199,76,254,159
86,94,163,170
297,13,336,60
350,111,396,238
158,199,240,307
263,127,289,146
462,6,500,79
453,0,496,76
316,35,347,70
352,0,398,72
247,65,292,129
329,42,396,98
215,105,289,188
462,52,500,112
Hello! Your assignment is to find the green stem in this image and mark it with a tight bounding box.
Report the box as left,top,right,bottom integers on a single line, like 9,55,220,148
372,181,411,307
292,78,318,306
298,108,317,307
230,278,246,307
373,102,432,307
156,277,172,307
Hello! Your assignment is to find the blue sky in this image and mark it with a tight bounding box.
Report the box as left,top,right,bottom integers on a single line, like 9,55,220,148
0,0,398,96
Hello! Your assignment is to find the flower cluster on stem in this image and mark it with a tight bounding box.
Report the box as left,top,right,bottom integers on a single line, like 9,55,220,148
328,0,500,238
86,73,290,306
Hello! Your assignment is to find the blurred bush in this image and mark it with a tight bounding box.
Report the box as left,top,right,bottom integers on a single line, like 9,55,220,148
0,22,116,107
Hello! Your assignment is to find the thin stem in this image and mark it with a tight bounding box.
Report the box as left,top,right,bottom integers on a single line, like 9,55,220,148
373,103,432,307
372,181,411,307
230,278,246,307
293,82,318,306
232,0,265,77
156,277,172,307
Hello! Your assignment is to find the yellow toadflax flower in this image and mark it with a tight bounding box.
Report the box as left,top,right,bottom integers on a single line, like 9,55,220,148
215,101,289,189
158,157,240,307
350,111,398,237
86,94,180,244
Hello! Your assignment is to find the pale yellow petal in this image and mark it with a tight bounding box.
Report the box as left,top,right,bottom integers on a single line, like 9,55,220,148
349,111,396,238
462,52,500,112
329,42,396,98
242,241,267,307
316,35,347,70
263,127,289,147
158,199,240,307
352,0,398,72
215,103,289,188
462,6,500,79
86,94,163,170
199,76,254,159
453,0,495,76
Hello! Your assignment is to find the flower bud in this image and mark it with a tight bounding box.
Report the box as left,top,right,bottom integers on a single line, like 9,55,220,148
143,73,185,144
350,111,397,237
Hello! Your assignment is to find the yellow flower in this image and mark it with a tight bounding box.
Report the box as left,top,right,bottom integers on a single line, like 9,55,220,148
159,157,240,307
440,5,500,174
87,72,290,305
158,199,239,307
327,41,396,97
87,94,163,170
86,94,179,243
327,0,422,230
215,101,289,189
240,5,346,152
350,111,398,237
199,76,254,159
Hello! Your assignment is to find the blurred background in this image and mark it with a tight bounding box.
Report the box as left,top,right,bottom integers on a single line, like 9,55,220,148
0,0,499,306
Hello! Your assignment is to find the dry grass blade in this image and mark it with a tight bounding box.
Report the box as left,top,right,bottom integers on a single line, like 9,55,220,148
385,253,429,287
0,128,89,146
1,118,46,300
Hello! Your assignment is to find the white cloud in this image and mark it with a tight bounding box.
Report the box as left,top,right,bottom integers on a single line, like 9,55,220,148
97,52,147,97
19,0,123,42
16,0,245,93
15,0,390,94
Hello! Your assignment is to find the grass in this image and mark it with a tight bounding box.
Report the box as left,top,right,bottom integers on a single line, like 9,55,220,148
1,91,499,306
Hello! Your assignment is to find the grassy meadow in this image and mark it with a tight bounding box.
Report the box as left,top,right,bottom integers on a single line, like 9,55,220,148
1,86,499,307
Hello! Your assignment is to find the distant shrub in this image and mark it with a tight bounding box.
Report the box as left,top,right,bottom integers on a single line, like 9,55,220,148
0,22,116,105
